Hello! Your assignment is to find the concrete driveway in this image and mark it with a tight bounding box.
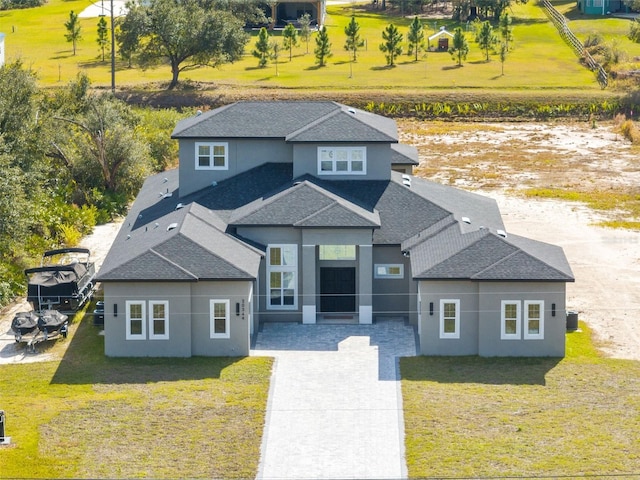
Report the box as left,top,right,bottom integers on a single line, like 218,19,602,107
252,319,418,480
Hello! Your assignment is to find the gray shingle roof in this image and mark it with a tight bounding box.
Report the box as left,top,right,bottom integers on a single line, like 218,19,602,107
171,101,397,143
409,225,574,281
391,143,419,165
229,180,380,228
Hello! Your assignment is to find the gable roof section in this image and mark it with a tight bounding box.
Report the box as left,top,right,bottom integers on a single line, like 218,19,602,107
98,173,263,282
391,143,419,165
228,180,380,228
286,106,398,143
172,101,341,139
409,225,574,282
171,101,397,143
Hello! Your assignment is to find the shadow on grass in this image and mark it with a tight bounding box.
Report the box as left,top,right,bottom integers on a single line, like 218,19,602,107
442,64,463,70
400,355,562,386
50,313,243,385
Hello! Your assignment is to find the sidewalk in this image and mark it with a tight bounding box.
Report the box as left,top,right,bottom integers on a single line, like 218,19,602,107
252,320,418,480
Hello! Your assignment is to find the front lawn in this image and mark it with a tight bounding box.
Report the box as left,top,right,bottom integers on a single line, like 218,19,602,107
401,323,640,477
0,313,272,479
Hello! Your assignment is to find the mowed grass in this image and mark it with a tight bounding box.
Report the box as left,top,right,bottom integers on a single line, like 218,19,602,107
0,0,601,90
401,322,640,478
0,312,272,479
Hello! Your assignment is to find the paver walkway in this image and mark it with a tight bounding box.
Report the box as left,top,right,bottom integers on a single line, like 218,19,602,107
252,319,418,480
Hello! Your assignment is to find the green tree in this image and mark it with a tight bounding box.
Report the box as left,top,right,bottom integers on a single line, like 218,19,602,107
314,26,332,67
448,26,469,66
64,10,82,56
282,23,299,61
298,13,313,54
271,41,281,75
499,11,513,51
253,27,272,67
499,42,508,75
475,20,497,61
407,16,425,62
380,23,403,67
117,0,248,89
116,1,145,68
97,16,109,62
629,18,640,43
344,16,364,62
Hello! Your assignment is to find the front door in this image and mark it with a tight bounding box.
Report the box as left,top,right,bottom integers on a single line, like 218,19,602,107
320,267,356,313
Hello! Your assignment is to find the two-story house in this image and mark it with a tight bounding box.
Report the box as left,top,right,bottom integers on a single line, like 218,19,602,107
97,101,574,357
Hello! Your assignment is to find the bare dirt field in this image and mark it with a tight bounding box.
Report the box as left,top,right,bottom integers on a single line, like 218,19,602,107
0,120,638,363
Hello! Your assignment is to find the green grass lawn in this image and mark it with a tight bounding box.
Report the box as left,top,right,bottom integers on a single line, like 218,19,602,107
0,310,273,479
0,0,611,91
401,322,640,478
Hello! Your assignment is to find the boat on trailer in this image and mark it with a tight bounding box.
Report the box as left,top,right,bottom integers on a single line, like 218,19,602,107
24,248,96,313
11,310,69,350
11,311,40,339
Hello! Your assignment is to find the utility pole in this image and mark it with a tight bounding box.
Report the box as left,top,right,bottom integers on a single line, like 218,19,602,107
110,0,116,93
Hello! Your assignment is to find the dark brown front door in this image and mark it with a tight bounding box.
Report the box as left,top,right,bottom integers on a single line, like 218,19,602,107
320,267,356,313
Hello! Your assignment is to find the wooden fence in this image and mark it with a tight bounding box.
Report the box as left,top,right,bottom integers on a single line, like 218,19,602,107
539,0,608,88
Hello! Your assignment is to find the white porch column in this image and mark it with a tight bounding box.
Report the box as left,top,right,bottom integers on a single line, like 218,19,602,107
358,245,373,324
302,244,317,324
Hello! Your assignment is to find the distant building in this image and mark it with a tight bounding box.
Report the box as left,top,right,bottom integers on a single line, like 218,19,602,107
0,33,5,67
577,0,630,15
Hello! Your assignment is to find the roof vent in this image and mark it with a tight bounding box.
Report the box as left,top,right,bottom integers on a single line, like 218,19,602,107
211,181,218,187
126,234,131,240
167,223,178,231
462,216,471,224
402,178,411,187
196,110,203,116
348,108,356,115
160,192,172,199
175,203,184,210
163,177,168,183
497,229,507,238
154,222,159,228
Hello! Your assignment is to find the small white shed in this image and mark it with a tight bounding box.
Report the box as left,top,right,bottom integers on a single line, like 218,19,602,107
428,27,454,52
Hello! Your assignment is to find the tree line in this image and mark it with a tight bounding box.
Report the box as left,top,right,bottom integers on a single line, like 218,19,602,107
250,13,514,70
0,62,181,308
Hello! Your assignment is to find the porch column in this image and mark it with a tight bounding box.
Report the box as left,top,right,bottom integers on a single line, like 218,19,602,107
358,245,372,324
302,244,316,324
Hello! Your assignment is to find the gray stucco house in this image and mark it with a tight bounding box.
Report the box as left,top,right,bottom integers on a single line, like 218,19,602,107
97,101,574,358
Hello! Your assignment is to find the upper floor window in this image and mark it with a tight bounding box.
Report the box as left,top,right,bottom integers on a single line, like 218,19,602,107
196,142,228,170
319,245,356,261
318,147,366,175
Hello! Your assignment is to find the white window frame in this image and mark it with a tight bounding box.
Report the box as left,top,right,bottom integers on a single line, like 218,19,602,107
317,146,367,175
195,142,228,170
501,300,522,340
126,300,146,340
266,244,298,310
148,300,169,340
439,299,460,339
524,300,544,340
374,264,404,279
210,299,230,339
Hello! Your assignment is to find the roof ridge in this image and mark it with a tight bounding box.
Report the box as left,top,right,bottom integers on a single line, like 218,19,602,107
148,243,199,280
472,233,574,281
285,107,341,140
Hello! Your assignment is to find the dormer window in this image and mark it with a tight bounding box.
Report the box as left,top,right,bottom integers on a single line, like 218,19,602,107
196,142,228,170
318,147,366,175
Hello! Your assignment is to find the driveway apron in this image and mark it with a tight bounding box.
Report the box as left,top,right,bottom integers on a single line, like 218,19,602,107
252,319,418,480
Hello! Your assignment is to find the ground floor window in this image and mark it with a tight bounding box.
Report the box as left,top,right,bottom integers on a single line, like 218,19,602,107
126,301,146,340
501,301,521,340
439,299,460,339
524,300,544,340
267,244,297,309
210,299,230,339
149,300,169,340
